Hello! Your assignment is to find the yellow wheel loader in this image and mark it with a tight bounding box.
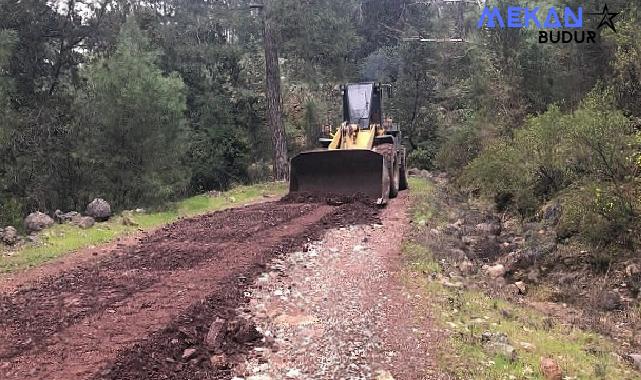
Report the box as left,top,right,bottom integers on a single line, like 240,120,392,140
289,82,408,205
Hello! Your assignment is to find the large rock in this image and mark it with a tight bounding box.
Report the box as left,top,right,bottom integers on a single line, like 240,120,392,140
471,236,502,260
594,290,622,311
462,236,479,245
481,331,516,361
374,370,395,380
24,212,54,233
209,353,227,368
1,226,18,245
458,260,475,275
485,264,506,278
407,168,432,179
54,210,80,224
526,268,541,283
626,263,641,277
204,318,227,348
503,242,556,272
76,216,96,230
481,331,508,344
181,348,197,360
476,222,502,236
443,223,463,238
86,198,111,221
629,353,641,371
486,342,517,362
542,201,562,226
514,281,527,294
540,357,562,380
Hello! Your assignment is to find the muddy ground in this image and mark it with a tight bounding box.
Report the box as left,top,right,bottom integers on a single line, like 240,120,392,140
0,197,389,380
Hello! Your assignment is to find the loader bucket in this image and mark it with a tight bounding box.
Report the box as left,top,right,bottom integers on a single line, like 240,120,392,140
289,149,390,204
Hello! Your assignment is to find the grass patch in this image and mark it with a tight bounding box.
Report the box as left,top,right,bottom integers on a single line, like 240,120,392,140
427,284,636,379
404,241,442,274
408,178,441,227
0,182,286,274
405,177,639,379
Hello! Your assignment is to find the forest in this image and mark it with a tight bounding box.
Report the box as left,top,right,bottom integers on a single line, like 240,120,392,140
1,0,640,254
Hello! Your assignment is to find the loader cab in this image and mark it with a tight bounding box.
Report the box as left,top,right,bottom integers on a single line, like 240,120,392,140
341,82,385,129
320,82,398,148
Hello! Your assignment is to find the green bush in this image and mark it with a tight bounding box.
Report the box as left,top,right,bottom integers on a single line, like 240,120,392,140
408,147,436,170
247,161,273,184
558,182,638,248
187,128,250,192
0,196,23,229
436,124,481,174
461,105,573,215
461,135,536,216
407,130,441,170
462,87,639,247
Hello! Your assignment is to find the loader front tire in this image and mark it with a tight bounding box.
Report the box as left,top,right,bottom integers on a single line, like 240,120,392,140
399,153,408,191
389,158,400,198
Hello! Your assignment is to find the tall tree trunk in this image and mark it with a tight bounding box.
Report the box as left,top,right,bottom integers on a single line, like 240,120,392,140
263,0,289,181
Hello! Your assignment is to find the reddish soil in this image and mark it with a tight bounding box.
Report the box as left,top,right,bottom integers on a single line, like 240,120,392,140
0,200,382,380
0,196,281,294
281,191,379,206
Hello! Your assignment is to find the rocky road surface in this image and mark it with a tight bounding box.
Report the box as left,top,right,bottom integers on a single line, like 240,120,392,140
0,194,440,379
236,193,444,380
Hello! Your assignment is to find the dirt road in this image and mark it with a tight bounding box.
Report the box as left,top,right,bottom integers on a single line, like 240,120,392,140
0,195,439,379
236,193,443,380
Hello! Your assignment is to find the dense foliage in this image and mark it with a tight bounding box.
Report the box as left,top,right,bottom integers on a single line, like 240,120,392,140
1,0,641,252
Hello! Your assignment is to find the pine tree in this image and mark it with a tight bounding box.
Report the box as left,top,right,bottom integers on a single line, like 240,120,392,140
77,18,188,209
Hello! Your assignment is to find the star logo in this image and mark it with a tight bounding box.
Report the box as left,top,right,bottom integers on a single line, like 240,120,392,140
587,4,620,33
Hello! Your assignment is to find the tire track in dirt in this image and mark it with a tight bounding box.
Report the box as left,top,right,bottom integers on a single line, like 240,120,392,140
0,200,381,380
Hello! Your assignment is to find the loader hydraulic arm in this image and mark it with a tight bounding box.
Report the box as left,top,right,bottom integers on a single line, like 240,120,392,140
328,123,380,150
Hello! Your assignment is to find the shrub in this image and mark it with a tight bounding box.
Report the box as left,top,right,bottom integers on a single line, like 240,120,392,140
565,88,637,182
461,138,537,216
461,105,572,215
463,87,640,247
77,18,189,209
187,128,250,193
436,123,481,174
408,147,437,170
247,161,273,184
0,196,23,229
558,182,638,248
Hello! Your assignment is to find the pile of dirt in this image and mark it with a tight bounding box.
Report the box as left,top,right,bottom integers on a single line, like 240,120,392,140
319,202,381,227
281,191,379,206
97,290,262,379
283,191,382,228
